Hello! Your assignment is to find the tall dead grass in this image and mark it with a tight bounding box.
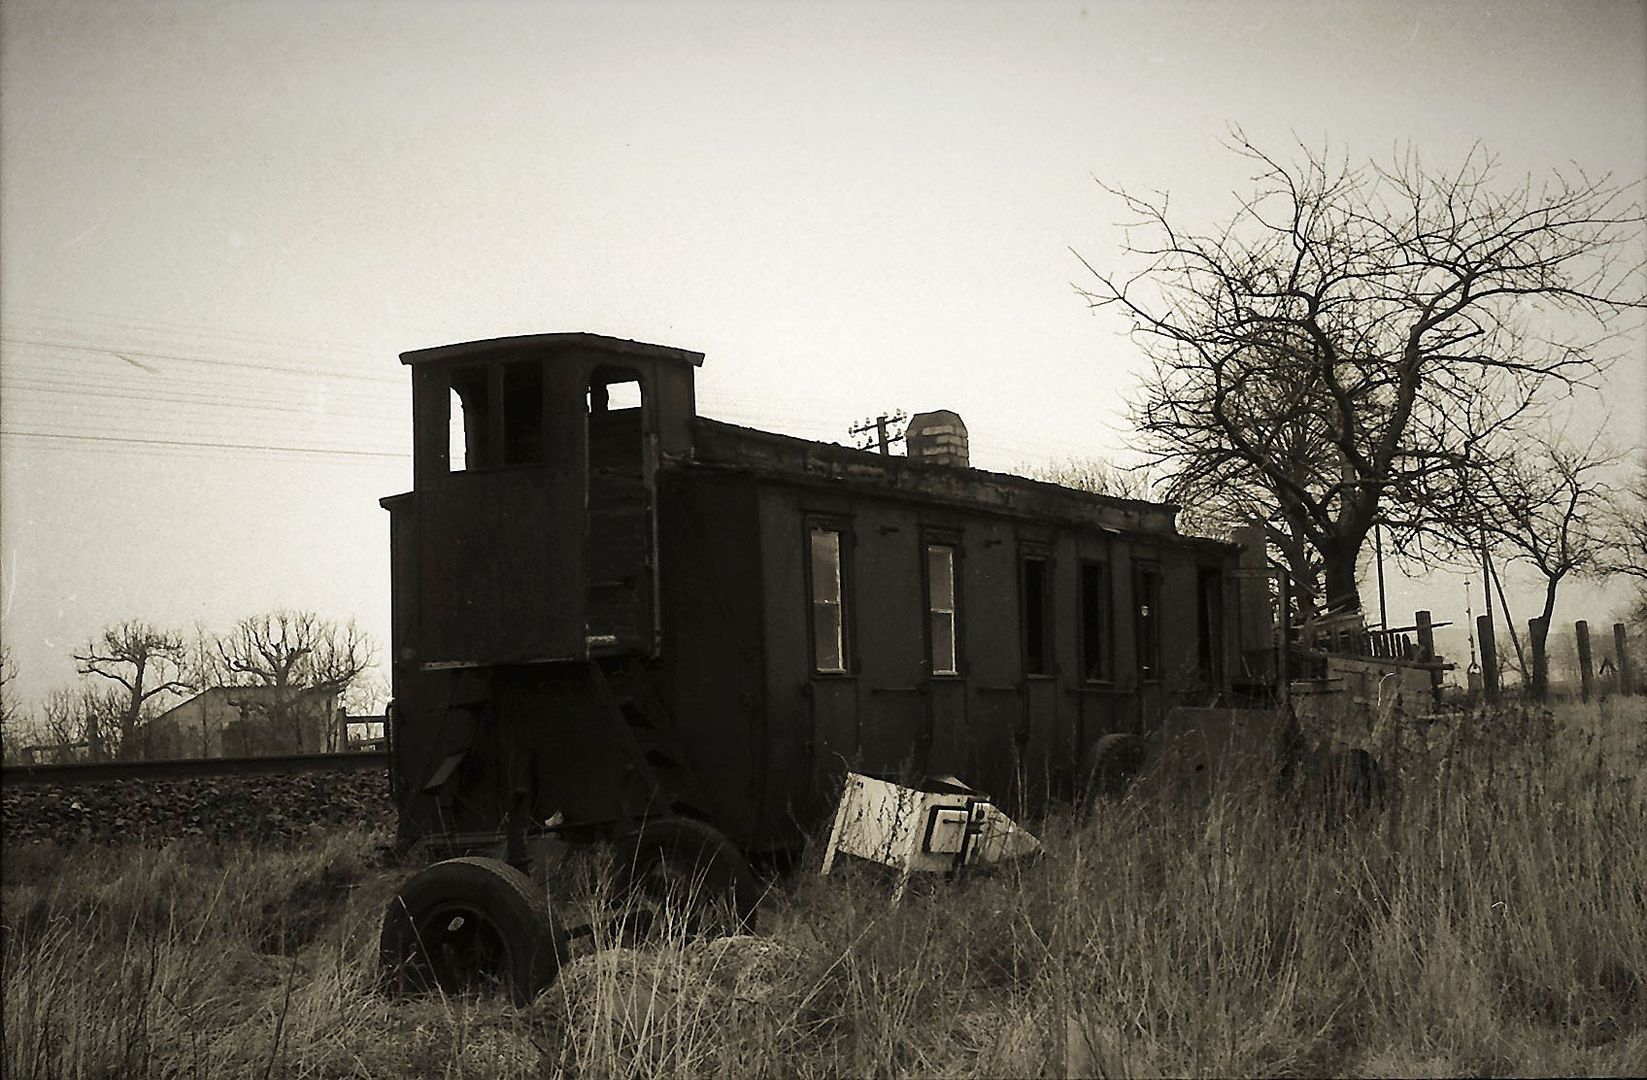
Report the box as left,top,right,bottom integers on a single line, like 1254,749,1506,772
4,699,1644,1077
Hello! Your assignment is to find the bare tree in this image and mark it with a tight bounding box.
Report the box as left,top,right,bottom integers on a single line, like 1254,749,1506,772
0,647,26,764
37,683,127,762
1601,452,1647,580
340,672,390,717
1078,132,1645,615
1604,453,1647,665
1444,427,1619,696
1028,456,1155,500
211,610,375,752
1028,455,1236,541
72,620,192,760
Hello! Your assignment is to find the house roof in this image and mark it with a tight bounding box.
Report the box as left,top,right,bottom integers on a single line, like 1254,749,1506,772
153,685,340,723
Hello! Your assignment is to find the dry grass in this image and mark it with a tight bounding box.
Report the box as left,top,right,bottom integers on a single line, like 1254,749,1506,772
4,699,1645,1078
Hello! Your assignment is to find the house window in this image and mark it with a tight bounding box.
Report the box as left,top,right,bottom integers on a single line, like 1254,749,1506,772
926,544,958,675
1080,560,1112,682
1021,554,1052,676
810,527,847,673
1135,561,1161,680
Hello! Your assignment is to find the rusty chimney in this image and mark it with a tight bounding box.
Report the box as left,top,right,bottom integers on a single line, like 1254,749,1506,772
904,410,969,468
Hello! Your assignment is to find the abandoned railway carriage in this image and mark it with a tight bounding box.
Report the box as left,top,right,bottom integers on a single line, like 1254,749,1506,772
378,333,1251,996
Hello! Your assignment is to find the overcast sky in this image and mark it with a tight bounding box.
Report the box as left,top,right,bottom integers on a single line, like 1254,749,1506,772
3,0,1644,710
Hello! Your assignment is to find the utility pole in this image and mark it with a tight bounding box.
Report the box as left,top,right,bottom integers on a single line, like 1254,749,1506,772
1374,522,1388,630
849,410,908,456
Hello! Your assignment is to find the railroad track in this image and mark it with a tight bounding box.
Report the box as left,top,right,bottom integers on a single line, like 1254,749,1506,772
0,750,388,788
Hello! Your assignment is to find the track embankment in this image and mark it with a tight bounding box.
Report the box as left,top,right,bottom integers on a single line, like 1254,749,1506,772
1,756,393,847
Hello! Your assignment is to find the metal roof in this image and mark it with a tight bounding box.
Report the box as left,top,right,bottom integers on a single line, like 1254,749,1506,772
399,332,705,368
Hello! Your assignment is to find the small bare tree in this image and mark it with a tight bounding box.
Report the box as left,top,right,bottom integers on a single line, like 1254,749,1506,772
1,647,26,764
1078,132,1645,615
73,621,193,761
1604,454,1647,663
210,610,375,752
1028,455,1235,542
37,683,127,762
1445,428,1619,696
1029,456,1156,500
340,672,390,717
1601,453,1647,580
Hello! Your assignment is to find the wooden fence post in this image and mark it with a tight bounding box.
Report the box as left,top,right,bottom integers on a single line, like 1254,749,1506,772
1529,617,1548,702
1614,622,1632,697
1478,614,1499,703
1575,620,1594,703
1416,610,1441,706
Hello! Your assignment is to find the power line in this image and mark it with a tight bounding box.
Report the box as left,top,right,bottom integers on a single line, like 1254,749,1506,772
4,377,401,424
3,370,399,408
0,302,386,364
0,429,409,460
0,335,399,385
2,382,403,429
2,380,407,451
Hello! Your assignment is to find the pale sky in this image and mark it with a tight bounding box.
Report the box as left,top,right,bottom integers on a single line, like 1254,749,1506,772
3,0,1645,710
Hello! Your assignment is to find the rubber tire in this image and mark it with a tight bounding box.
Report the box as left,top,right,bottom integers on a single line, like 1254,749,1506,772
608,817,760,938
379,856,566,1006
1080,732,1146,808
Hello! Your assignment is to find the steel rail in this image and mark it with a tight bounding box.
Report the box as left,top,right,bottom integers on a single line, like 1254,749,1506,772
0,751,389,789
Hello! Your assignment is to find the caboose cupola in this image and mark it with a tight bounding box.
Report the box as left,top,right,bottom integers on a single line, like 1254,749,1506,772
386,333,703,669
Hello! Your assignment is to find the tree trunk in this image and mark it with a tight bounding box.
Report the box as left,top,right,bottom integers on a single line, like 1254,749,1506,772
1531,575,1561,698
1321,542,1364,614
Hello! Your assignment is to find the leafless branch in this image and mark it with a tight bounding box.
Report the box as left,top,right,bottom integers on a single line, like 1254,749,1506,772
1078,134,1645,613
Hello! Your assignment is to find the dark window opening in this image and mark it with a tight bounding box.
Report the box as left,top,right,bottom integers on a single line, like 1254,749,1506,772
1080,561,1112,682
810,527,847,673
502,360,544,466
926,544,958,675
448,366,491,471
1135,562,1161,680
1197,568,1224,682
587,367,645,478
1021,555,1052,676
583,366,650,648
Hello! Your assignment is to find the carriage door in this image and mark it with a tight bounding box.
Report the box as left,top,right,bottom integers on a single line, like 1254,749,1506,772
584,367,657,656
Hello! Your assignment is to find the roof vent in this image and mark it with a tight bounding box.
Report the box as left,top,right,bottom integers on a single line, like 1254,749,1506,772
904,410,969,468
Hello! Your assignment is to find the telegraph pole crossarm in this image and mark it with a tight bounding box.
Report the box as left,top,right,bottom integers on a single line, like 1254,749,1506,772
848,410,908,456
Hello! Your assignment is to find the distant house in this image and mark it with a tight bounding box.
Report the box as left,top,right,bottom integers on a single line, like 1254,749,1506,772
145,685,343,759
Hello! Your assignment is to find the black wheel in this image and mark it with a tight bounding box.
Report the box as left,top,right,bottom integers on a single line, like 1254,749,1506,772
608,817,759,940
1079,732,1146,812
379,856,567,1006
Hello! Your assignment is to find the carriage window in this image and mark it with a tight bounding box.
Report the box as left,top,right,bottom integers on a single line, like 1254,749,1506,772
1135,561,1162,680
502,360,544,465
810,527,847,673
1080,560,1112,682
1021,554,1052,676
926,544,958,675
448,366,491,471
1197,567,1224,681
